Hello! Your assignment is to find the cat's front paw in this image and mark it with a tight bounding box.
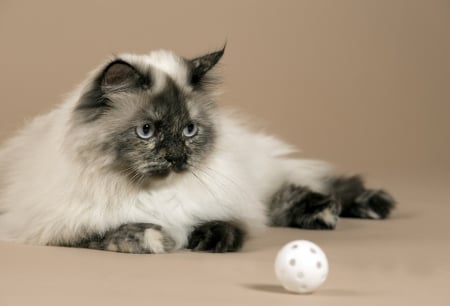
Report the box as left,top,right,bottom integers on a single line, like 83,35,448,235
289,192,340,230
188,221,245,253
270,185,340,230
96,223,176,254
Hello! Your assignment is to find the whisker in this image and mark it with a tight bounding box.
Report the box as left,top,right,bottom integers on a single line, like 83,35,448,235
188,169,222,205
187,163,255,214
192,164,251,201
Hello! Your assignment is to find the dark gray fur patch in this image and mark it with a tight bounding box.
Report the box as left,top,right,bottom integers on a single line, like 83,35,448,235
106,78,216,183
188,220,246,253
65,223,175,254
269,185,340,230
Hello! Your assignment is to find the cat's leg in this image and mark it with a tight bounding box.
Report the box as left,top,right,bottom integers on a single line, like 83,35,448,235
267,176,396,230
327,175,395,220
187,221,246,253
64,223,176,254
268,184,340,230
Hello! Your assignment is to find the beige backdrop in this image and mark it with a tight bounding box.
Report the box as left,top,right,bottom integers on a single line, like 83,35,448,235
0,1,449,306
1,0,449,179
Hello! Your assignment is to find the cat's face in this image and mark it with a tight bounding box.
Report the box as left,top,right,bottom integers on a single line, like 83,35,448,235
70,49,223,184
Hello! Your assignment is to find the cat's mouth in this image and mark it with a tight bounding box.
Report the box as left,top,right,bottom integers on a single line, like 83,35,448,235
142,163,188,178
140,164,172,178
149,168,171,178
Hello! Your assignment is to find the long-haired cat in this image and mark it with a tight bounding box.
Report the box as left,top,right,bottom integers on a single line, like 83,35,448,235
0,48,395,253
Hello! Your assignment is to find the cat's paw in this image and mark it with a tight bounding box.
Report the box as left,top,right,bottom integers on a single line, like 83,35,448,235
100,223,176,254
187,221,245,253
349,189,395,219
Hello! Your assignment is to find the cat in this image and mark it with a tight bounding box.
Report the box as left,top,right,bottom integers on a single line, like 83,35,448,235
0,47,395,253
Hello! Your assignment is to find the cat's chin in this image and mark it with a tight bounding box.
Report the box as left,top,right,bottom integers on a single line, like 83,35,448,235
138,169,190,190
131,167,190,188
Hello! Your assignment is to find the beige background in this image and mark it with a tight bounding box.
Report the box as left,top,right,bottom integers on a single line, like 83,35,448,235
0,1,449,305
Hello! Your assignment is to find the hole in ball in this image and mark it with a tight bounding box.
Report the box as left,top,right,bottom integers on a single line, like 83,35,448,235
310,248,317,254
297,271,304,278
289,258,296,266
292,244,298,249
316,261,322,269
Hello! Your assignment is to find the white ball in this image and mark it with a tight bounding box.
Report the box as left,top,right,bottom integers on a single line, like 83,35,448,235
274,240,329,294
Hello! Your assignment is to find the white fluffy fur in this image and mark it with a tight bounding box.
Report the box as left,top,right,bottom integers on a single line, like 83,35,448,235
0,50,331,250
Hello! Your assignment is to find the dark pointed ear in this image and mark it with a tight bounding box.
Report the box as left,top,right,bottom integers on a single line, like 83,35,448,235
100,60,148,92
189,47,225,86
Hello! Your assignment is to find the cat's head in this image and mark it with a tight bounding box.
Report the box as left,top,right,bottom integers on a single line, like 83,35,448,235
70,48,224,185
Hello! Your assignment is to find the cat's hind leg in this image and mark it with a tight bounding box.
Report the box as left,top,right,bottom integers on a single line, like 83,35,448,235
267,176,396,230
63,223,176,254
328,175,395,220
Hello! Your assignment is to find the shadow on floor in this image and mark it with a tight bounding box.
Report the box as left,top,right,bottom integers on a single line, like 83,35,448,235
243,283,364,297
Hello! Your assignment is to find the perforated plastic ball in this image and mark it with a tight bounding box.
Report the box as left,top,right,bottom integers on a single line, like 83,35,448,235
274,240,329,294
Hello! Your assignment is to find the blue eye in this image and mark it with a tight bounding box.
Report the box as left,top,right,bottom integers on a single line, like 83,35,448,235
136,123,154,139
183,123,198,138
